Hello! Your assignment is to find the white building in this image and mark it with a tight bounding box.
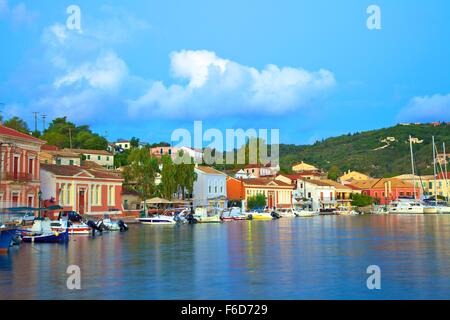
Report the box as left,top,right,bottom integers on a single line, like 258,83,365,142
193,166,227,208
64,149,114,169
276,174,335,211
115,140,131,150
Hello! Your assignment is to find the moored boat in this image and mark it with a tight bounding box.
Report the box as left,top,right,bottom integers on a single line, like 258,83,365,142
389,198,424,214
50,220,92,234
194,207,222,223
275,208,296,218
20,219,69,243
0,226,17,253
221,207,248,221
137,215,176,225
293,208,319,217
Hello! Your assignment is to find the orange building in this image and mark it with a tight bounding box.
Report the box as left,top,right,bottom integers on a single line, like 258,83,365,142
227,177,294,209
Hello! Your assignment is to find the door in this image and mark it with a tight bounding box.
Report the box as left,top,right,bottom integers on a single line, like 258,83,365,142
78,190,85,214
268,192,274,208
12,193,19,207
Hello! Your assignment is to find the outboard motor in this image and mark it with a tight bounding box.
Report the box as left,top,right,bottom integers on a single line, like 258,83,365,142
186,213,197,224
117,220,128,232
68,211,83,222
87,220,102,235
271,211,281,219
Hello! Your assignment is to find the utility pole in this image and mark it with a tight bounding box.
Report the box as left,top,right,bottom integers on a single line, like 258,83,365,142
69,127,73,149
32,112,39,133
432,136,438,207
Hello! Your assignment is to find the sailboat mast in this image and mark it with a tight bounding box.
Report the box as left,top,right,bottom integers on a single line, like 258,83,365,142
432,136,437,206
409,135,417,199
444,142,449,202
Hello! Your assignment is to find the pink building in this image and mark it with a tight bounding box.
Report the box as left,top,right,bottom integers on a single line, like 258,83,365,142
0,125,45,209
40,164,123,215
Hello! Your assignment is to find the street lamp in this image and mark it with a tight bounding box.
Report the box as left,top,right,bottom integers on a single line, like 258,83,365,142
38,190,42,218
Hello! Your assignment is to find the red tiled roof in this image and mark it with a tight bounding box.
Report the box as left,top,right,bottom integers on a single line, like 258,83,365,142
242,178,294,188
0,125,45,143
41,144,60,151
41,164,123,180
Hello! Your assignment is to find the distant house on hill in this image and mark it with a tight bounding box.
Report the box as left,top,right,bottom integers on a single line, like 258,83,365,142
292,161,320,173
64,149,114,169
339,170,370,184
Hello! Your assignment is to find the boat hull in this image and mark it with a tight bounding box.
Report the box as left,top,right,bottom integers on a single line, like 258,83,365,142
137,217,176,225
0,228,17,253
195,216,222,223
22,230,69,243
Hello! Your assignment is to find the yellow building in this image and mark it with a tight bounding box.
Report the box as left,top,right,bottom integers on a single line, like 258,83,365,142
422,173,450,199
339,170,370,183
292,161,319,173
320,179,358,207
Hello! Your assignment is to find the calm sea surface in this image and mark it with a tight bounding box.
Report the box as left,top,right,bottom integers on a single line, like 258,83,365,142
1,215,450,300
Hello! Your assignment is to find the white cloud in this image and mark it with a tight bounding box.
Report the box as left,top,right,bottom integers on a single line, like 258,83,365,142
54,51,128,90
128,50,336,119
397,94,450,122
0,0,37,25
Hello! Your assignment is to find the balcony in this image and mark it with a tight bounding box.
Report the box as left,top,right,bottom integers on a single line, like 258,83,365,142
1,172,34,182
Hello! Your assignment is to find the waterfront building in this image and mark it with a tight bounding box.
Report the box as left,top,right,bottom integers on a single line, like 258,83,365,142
339,170,370,184
348,178,418,205
193,166,227,208
227,176,294,209
0,125,45,209
320,179,357,207
40,148,81,166
40,164,123,215
291,178,336,211
64,149,114,169
423,172,450,199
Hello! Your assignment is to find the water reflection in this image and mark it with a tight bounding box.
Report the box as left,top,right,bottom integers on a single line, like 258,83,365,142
1,215,450,300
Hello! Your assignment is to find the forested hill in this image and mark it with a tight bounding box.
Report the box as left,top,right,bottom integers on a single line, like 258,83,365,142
279,123,450,177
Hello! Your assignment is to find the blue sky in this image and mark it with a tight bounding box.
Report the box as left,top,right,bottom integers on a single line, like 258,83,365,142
1,0,450,147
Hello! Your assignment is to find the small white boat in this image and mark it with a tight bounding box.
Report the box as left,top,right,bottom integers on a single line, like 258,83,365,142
194,207,222,223
245,210,275,220
389,199,424,214
275,208,296,218
293,208,319,217
50,220,91,235
137,215,176,225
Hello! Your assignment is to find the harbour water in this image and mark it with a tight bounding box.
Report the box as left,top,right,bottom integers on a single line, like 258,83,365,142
1,215,450,300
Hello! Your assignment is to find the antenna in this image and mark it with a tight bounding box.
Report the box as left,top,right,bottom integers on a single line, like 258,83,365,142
32,111,39,133
42,114,47,132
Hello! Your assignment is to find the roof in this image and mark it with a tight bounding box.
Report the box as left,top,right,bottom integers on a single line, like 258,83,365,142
41,150,80,158
349,178,414,190
41,164,122,180
242,178,294,188
0,125,45,144
319,179,353,191
64,148,112,156
196,166,226,175
306,179,336,187
438,172,450,179
41,144,60,151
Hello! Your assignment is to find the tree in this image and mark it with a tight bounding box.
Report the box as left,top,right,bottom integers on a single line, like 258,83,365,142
327,165,340,181
41,117,107,150
130,137,140,148
173,150,197,199
3,116,30,134
123,148,159,201
351,193,373,207
160,155,177,200
247,194,267,210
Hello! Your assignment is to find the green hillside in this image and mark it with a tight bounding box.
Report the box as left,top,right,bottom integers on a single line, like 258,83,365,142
279,123,450,177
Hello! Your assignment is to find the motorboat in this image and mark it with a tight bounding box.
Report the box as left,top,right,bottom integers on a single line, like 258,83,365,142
221,207,248,221
0,225,17,253
137,215,176,225
50,220,92,235
389,199,424,214
193,207,222,223
246,209,275,220
335,205,359,216
275,208,296,218
20,219,69,243
293,208,319,217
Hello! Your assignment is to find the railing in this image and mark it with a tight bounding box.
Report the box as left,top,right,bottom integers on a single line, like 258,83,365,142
1,172,34,182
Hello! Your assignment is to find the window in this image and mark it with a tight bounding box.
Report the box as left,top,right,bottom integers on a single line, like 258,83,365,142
160,148,163,155
87,155,91,160
28,158,34,175
168,149,172,155
69,160,74,165
106,156,110,161
98,156,101,161
56,158,61,165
